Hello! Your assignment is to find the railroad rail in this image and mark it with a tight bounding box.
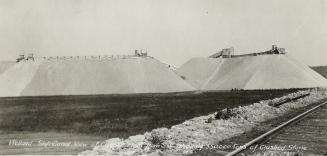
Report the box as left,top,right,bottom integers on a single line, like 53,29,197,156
226,101,327,156
269,93,310,107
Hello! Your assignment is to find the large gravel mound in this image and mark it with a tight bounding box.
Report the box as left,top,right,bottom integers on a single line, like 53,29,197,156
177,55,327,90
0,57,195,97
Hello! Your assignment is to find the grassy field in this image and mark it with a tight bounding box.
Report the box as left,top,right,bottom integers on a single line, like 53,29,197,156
0,89,303,154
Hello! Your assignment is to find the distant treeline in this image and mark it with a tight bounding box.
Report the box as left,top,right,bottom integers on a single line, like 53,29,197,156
311,66,327,79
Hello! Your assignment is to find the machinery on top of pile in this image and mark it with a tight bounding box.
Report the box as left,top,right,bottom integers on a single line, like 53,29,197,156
16,53,35,62
209,45,286,58
15,49,149,63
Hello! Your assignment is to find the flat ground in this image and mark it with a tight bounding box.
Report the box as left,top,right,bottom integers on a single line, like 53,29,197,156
0,89,302,155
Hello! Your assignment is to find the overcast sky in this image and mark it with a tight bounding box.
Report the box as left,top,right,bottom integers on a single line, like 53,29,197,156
0,0,326,67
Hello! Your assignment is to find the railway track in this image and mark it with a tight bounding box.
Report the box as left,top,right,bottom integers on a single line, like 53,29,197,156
226,101,327,156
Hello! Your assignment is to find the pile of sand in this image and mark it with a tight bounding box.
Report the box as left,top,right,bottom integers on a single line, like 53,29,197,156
177,55,327,90
0,61,15,74
0,57,195,97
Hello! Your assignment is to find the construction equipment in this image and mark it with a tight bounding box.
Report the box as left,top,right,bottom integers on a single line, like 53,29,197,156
16,54,25,63
209,45,286,59
16,53,35,63
26,53,35,61
134,49,148,57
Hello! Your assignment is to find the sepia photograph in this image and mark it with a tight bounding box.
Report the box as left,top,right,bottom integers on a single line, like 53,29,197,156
0,0,326,155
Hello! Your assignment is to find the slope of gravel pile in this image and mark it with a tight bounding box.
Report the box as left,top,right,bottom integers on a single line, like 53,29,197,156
0,57,195,97
0,61,15,74
80,89,326,156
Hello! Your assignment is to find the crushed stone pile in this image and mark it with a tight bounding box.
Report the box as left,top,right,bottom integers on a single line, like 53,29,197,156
79,89,327,156
176,55,327,90
0,57,195,97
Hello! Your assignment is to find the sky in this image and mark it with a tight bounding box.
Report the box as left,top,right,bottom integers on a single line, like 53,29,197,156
0,0,326,67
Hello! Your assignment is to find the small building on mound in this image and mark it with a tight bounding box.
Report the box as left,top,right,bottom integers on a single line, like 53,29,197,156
177,49,327,90
0,55,195,97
